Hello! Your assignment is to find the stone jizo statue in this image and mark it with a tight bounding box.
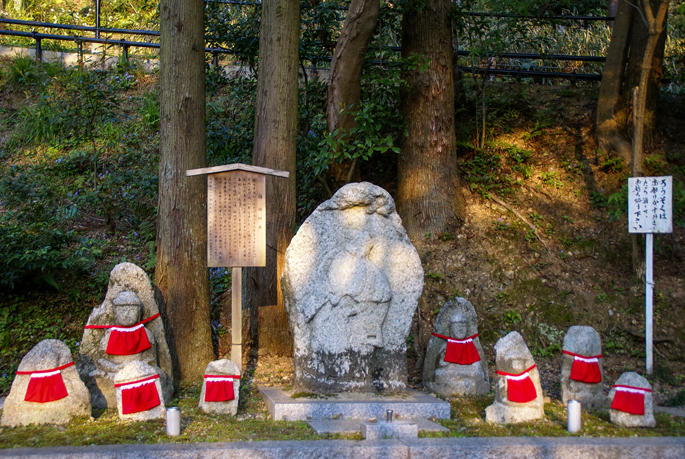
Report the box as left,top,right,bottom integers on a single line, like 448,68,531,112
77,262,173,408
485,331,544,424
561,325,606,409
423,298,489,396
1,339,91,426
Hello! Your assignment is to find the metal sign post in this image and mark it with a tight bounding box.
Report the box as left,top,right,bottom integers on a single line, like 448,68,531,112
627,176,672,375
187,164,289,371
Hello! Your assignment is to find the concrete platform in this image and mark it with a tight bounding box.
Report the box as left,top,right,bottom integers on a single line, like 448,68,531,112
1,437,684,458
308,418,449,435
260,386,451,421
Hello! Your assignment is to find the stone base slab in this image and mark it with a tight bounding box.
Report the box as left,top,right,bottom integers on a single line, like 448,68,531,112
361,420,418,440
260,386,451,421
1,437,684,459
308,418,449,435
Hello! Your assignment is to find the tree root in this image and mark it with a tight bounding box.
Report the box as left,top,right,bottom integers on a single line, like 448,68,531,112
487,193,549,250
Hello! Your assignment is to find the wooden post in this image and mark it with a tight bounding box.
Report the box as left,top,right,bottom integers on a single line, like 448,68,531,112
645,233,653,375
232,267,242,371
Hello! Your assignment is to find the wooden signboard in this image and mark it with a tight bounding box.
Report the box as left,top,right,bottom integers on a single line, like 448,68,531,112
186,163,289,371
207,171,266,267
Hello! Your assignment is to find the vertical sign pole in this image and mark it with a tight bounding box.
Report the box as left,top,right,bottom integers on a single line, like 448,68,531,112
645,233,654,375
231,267,242,372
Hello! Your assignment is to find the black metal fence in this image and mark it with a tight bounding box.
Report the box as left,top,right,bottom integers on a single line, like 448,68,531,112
0,3,613,82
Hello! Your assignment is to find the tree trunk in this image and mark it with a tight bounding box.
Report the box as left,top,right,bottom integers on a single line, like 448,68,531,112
325,0,380,190
595,0,633,163
397,0,466,240
157,0,214,381
242,0,299,358
617,0,668,144
608,0,619,29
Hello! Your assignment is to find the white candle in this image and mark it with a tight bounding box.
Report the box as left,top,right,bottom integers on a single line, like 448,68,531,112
567,400,581,433
166,407,181,436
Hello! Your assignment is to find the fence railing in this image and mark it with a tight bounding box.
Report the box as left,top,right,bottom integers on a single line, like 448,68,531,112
0,7,613,81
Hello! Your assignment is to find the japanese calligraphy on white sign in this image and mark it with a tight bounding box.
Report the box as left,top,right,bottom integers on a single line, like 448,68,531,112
628,176,672,234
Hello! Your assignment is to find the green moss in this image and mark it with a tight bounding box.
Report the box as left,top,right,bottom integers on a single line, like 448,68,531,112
2,392,684,448
538,303,575,326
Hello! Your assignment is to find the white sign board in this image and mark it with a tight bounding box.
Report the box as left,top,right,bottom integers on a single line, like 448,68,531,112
628,176,672,234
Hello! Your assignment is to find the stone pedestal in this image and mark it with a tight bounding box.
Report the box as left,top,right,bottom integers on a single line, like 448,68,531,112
260,386,450,422
361,420,418,439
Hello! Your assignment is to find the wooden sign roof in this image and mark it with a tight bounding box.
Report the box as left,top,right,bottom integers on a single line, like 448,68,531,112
186,163,289,178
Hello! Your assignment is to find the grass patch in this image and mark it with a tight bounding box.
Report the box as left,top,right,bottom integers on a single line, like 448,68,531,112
2,392,684,448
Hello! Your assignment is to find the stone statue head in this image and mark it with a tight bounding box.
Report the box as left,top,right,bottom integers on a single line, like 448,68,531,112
112,291,143,327
449,310,470,339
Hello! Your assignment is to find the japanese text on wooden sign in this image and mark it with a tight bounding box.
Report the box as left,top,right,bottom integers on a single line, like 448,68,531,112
207,171,266,267
628,176,672,234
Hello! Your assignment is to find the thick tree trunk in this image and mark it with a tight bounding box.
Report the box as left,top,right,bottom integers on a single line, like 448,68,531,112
242,0,299,358
325,0,380,190
397,0,466,240
617,0,668,144
595,0,633,163
157,0,213,381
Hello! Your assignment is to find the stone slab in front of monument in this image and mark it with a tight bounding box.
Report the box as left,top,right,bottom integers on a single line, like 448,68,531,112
260,386,450,422
308,418,449,435
361,420,418,440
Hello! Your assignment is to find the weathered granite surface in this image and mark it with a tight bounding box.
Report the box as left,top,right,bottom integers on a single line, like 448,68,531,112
76,262,173,408
561,325,606,409
485,332,544,424
114,361,165,421
1,437,684,458
423,298,489,396
361,420,418,440
281,183,423,394
198,359,240,415
260,387,450,421
609,371,656,428
1,340,91,426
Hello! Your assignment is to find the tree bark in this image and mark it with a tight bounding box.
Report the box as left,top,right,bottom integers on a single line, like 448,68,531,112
595,0,633,163
397,0,466,240
242,0,299,358
617,0,668,143
325,0,380,190
157,0,214,381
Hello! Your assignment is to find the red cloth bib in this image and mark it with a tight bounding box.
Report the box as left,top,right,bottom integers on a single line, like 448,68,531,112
563,350,602,384
432,333,481,365
115,375,161,415
204,375,241,402
17,362,74,403
85,313,160,356
611,385,651,415
497,364,538,404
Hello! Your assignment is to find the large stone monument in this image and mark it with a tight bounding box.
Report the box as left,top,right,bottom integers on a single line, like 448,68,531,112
113,361,166,421
609,371,656,427
282,182,423,393
199,359,241,415
77,262,173,408
1,339,91,426
561,325,606,408
485,331,544,424
423,298,489,396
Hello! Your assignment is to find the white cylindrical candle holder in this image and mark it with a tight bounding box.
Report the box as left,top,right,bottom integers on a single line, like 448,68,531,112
567,400,581,433
386,409,394,423
166,407,181,436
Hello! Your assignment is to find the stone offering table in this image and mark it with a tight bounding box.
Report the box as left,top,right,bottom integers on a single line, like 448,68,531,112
260,387,450,422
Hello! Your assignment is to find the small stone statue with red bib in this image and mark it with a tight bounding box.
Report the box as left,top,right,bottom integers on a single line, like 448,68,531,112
561,325,606,409
485,331,544,424
423,298,489,396
77,263,173,409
